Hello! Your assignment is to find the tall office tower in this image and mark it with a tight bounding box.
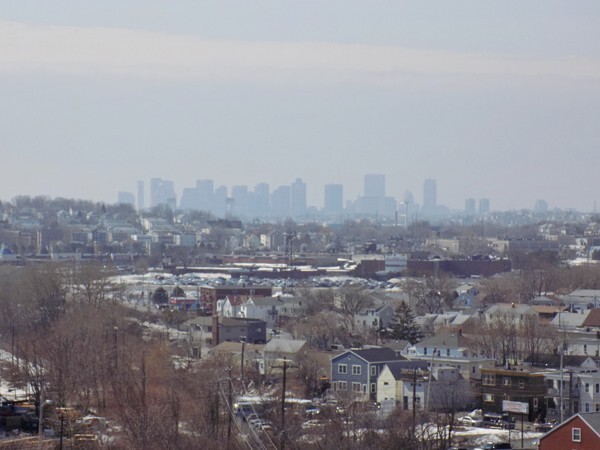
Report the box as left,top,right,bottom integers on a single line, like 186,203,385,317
534,199,548,213
117,191,135,206
290,178,307,217
364,174,386,198
254,183,270,217
136,181,145,211
196,179,214,212
478,198,490,215
465,198,476,215
150,178,176,207
213,186,228,217
271,185,291,217
324,184,343,213
421,178,437,216
232,185,249,216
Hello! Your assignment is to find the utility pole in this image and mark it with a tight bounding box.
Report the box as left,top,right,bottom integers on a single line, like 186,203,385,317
412,368,417,447
280,357,288,450
241,341,245,386
227,368,232,446
38,379,45,448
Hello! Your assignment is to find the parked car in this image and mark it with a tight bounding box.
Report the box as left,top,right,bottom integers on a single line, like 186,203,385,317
474,443,512,450
302,419,326,429
482,413,515,429
458,416,483,427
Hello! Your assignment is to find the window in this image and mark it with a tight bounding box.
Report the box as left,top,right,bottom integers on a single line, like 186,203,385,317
383,381,389,386
472,366,476,374
338,381,347,391
572,427,581,442
371,383,376,393
352,382,361,392
586,403,590,412
482,374,496,386
424,347,427,355
483,393,494,402
503,377,511,386
533,397,539,408
519,379,525,389
446,349,450,356
596,383,600,394
371,366,377,377
596,403,600,412
352,365,361,376
586,383,590,393
338,364,347,374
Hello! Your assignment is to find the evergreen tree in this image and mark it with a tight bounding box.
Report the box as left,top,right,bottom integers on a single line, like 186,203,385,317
386,301,423,344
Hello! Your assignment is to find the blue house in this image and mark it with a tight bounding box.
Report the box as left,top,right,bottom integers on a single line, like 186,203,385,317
331,348,405,402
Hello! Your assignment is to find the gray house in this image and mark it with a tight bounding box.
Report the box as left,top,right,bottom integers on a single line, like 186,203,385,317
331,347,405,402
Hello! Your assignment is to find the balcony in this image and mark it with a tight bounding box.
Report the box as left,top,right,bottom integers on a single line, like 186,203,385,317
547,387,580,397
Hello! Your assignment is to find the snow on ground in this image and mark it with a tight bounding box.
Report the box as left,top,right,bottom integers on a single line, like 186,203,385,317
0,349,34,401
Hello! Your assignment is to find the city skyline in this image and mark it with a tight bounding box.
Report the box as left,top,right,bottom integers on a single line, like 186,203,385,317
1,2,599,211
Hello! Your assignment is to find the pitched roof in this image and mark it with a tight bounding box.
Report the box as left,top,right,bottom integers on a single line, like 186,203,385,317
541,413,600,441
523,353,590,368
384,360,429,380
417,332,472,349
264,338,307,354
582,308,600,328
579,412,600,437
351,347,405,363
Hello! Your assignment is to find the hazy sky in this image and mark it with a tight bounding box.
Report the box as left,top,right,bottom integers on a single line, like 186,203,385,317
1,1,599,212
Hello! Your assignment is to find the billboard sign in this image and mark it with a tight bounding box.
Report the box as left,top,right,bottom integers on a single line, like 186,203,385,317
502,400,529,415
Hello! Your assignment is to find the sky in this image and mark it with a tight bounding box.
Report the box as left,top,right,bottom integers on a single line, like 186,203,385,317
1,1,599,212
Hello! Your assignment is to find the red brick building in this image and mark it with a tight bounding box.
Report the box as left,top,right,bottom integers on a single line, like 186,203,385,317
539,413,600,450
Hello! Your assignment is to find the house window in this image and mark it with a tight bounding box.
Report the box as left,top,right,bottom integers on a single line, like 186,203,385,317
482,374,496,386
483,393,494,402
533,397,538,408
596,383,600,394
519,379,525,389
371,383,376,393
383,381,389,386
352,365,361,376
371,366,377,377
503,377,511,386
338,364,347,374
572,427,581,442
338,381,347,391
446,349,450,356
424,347,427,355
596,403,600,412
586,383,590,393
352,382,361,392
472,366,476,375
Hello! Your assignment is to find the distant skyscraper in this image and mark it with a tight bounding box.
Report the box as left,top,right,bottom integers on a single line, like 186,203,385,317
254,183,270,217
534,199,548,213
232,185,249,216
290,178,307,217
117,191,135,206
150,178,176,208
478,198,490,215
324,184,343,213
136,180,145,210
364,174,385,198
465,198,476,215
271,185,291,217
422,179,437,215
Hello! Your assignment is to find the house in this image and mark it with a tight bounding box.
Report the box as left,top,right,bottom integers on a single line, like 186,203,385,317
538,412,600,450
239,296,285,328
483,303,538,326
218,317,267,345
353,300,395,331
582,309,600,331
376,360,430,407
480,367,546,422
404,331,495,380
331,348,405,402
262,338,307,374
